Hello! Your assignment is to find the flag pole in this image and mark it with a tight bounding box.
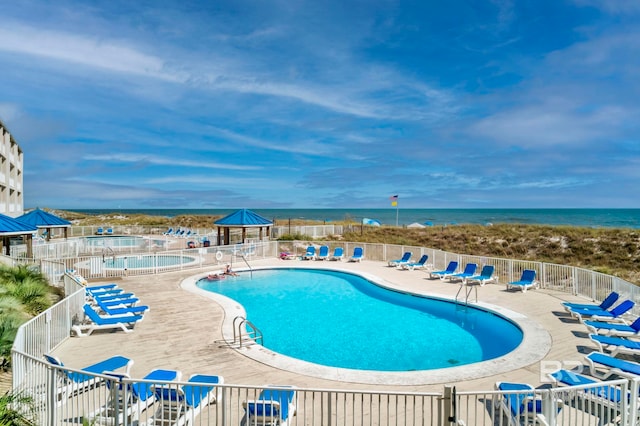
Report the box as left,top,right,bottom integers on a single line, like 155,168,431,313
390,195,399,227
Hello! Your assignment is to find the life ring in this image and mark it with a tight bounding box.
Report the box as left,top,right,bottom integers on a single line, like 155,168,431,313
215,251,223,261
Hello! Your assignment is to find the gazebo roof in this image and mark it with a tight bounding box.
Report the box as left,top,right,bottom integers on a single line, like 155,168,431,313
0,213,38,235
214,209,273,227
18,208,71,228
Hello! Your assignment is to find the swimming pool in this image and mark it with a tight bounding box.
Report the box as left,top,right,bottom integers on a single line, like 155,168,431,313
197,268,523,372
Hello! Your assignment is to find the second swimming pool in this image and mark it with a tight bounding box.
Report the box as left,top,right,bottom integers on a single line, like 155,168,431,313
197,268,523,372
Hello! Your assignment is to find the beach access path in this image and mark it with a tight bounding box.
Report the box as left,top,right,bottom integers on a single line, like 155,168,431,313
54,257,602,393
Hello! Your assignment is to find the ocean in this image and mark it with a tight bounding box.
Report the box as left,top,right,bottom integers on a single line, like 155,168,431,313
70,208,640,229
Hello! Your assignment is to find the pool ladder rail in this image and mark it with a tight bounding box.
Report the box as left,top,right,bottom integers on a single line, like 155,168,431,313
102,246,116,264
454,280,481,305
232,316,263,348
239,253,253,279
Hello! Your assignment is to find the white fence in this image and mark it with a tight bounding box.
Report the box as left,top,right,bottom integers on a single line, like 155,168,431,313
9,239,640,425
43,224,343,241
9,349,640,426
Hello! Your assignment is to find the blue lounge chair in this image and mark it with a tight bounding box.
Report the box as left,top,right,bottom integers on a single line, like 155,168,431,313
464,265,496,285
91,289,134,299
72,304,144,337
401,254,429,270
316,245,330,261
149,374,224,426
93,293,137,304
570,300,635,321
96,297,140,308
495,381,563,426
302,246,316,260
86,287,126,299
163,228,174,236
88,369,182,424
86,283,119,293
447,263,477,282
95,227,104,235
349,247,364,262
106,227,114,235
329,247,344,261
388,252,412,267
563,292,620,313
429,261,458,280
547,369,633,415
584,317,640,337
506,269,538,292
94,297,149,316
589,334,640,357
44,353,133,402
585,352,640,379
244,386,297,426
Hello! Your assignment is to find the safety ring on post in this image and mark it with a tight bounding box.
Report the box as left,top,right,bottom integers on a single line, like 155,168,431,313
215,251,223,261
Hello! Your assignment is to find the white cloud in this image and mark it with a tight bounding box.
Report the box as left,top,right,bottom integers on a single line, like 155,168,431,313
83,153,260,171
0,23,186,82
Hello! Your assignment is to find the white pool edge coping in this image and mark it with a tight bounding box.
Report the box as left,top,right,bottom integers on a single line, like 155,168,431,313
181,264,551,386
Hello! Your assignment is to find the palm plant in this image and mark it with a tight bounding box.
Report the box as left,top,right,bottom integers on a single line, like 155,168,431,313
0,391,36,426
0,264,54,370
0,300,27,370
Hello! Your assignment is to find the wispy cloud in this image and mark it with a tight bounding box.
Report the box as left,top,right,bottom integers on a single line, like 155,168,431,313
83,153,261,171
2,1,638,209
0,24,186,82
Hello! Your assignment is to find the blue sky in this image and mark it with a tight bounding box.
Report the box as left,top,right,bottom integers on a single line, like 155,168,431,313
1,0,639,210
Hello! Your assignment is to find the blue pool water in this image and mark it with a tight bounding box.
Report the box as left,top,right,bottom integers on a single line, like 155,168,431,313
104,254,196,269
197,268,523,371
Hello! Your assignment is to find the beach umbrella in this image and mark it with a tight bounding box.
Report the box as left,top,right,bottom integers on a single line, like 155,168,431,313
423,221,434,226
362,218,381,226
407,222,425,228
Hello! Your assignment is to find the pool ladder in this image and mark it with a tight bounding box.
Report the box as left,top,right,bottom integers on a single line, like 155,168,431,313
102,247,116,264
232,316,263,348
455,281,480,305
239,253,253,279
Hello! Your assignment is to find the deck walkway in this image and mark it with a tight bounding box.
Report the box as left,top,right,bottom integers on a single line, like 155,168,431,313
54,258,601,394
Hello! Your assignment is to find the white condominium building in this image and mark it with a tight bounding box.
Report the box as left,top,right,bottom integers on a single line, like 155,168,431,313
0,120,24,217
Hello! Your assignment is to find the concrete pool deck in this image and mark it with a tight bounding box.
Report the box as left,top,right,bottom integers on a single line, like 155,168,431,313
53,257,603,392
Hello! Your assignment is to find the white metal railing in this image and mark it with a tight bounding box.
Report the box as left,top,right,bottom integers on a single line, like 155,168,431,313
9,350,640,426
35,241,277,284
13,237,640,314
9,239,640,425
56,224,342,241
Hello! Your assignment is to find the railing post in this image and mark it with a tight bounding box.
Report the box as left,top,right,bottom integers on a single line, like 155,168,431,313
629,378,639,426
48,364,57,426
541,389,556,426
442,385,453,426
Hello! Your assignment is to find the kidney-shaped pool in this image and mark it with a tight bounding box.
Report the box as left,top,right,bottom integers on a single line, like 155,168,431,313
197,268,523,372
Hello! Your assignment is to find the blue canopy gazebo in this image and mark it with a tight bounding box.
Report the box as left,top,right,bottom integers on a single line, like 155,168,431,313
18,208,71,241
214,209,273,246
0,213,38,257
